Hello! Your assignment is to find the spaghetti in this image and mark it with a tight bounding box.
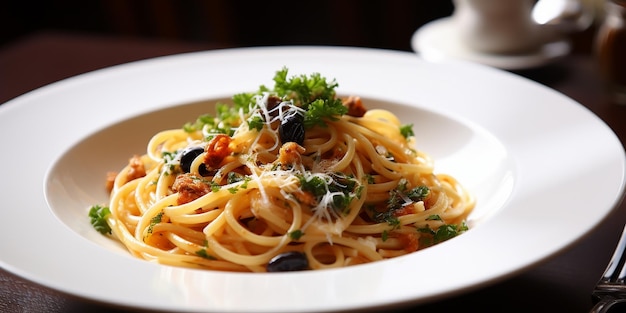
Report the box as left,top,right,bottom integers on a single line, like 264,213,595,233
90,68,475,272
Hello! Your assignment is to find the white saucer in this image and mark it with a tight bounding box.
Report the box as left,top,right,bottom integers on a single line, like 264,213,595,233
411,17,571,70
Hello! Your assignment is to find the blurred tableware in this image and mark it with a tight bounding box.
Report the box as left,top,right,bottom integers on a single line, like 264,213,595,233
411,17,571,70
453,0,591,54
595,0,626,105
412,0,593,69
533,0,595,32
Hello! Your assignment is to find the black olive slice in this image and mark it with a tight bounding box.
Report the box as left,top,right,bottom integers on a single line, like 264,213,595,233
279,112,305,145
179,146,209,175
267,251,309,272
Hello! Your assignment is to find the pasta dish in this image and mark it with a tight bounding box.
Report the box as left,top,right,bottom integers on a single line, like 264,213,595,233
89,68,475,272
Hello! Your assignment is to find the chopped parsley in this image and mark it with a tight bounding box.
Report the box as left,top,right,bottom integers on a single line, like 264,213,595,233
299,175,328,198
226,175,251,194
210,181,221,192
240,176,251,189
381,230,390,242
297,172,359,215
399,123,415,138
386,187,429,212
88,205,112,235
247,115,265,131
417,222,469,247
182,102,241,137
183,113,215,133
161,151,178,174
162,151,177,163
426,214,442,221
372,209,400,229
195,249,217,260
227,171,243,184
147,211,164,234
369,180,430,229
406,186,430,202
289,229,304,240
388,179,429,211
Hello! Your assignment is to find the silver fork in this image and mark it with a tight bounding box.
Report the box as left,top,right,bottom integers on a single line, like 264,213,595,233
591,225,626,312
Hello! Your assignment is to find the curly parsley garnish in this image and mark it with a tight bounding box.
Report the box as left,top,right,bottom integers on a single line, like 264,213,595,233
272,67,338,106
273,67,347,128
247,115,265,131
182,67,347,136
303,98,348,129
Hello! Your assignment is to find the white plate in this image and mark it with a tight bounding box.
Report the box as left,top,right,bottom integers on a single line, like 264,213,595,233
411,17,571,70
0,47,624,312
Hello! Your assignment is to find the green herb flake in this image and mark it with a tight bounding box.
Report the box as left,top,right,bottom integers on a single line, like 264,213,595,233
88,205,112,235
407,186,430,202
417,222,469,248
240,176,251,189
227,171,244,184
387,216,400,229
355,185,364,199
433,224,461,243
247,115,265,131
399,123,415,138
195,249,217,260
210,181,221,192
381,230,389,242
183,113,215,133
426,214,442,221
289,229,304,240
298,175,328,198
147,211,164,234
161,151,177,163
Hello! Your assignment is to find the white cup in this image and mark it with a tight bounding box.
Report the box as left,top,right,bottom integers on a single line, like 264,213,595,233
452,0,590,54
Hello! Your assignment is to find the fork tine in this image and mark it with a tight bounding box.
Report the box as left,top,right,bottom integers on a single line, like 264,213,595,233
602,225,626,283
591,225,626,312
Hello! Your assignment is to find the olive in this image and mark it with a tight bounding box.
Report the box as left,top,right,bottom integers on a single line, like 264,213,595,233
179,146,209,176
266,251,309,272
279,111,305,145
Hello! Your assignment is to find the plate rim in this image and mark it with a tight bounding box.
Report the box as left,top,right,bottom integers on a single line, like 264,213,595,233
0,46,624,312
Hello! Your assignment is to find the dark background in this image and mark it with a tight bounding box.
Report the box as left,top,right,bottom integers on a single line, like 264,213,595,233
0,0,460,52
1,0,603,72
0,0,453,50
0,0,600,106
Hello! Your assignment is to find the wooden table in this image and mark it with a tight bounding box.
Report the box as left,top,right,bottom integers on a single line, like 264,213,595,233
1,31,625,313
